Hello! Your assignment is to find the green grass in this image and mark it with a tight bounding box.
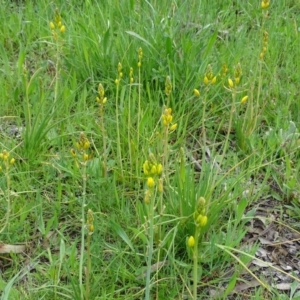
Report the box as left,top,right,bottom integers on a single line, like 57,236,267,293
0,0,300,299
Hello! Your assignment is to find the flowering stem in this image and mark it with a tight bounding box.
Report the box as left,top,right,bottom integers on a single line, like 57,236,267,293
136,65,141,179
86,232,91,300
100,104,107,177
145,192,155,300
0,161,11,235
192,227,200,300
115,83,123,178
79,162,87,299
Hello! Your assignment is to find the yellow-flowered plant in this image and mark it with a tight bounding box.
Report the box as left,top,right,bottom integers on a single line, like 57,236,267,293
190,197,208,300
96,83,108,177
71,133,92,299
49,8,66,39
260,31,269,60
143,153,164,300
0,150,15,235
204,64,217,85
49,8,66,109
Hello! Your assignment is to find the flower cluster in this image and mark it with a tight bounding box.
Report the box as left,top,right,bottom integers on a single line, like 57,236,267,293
137,47,143,68
129,67,134,84
204,64,217,85
49,9,66,38
221,63,228,78
165,76,172,97
71,132,91,164
193,197,208,228
143,154,163,203
261,0,270,9
228,63,242,88
86,209,94,235
115,62,123,86
162,108,177,131
260,31,269,60
0,150,15,171
96,83,107,105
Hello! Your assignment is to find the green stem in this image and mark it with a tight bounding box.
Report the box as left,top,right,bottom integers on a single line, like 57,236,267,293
0,162,11,235
192,227,200,300
145,191,155,300
115,83,123,178
136,66,141,179
79,162,87,299
86,233,91,300
100,104,107,177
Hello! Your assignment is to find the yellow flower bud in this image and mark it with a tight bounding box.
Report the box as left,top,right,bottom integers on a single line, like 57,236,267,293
235,77,240,85
261,0,270,9
156,164,163,175
83,140,90,150
143,161,150,175
204,76,209,85
10,158,15,165
241,96,248,104
151,165,157,175
170,123,177,131
187,236,195,248
196,215,208,227
83,153,89,161
60,25,66,33
193,89,200,97
147,177,155,188
50,22,55,29
212,76,217,84
137,62,141,68
88,224,94,234
228,78,234,88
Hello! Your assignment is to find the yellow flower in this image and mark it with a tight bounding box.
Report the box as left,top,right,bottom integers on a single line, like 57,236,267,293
10,158,15,165
228,78,234,88
170,123,177,131
211,76,217,84
60,25,66,33
50,22,55,29
156,164,163,175
204,76,209,85
143,160,151,175
193,89,200,97
151,165,157,175
70,149,76,157
241,96,248,104
196,215,208,227
261,0,270,9
147,177,155,188
83,153,89,161
187,236,195,248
